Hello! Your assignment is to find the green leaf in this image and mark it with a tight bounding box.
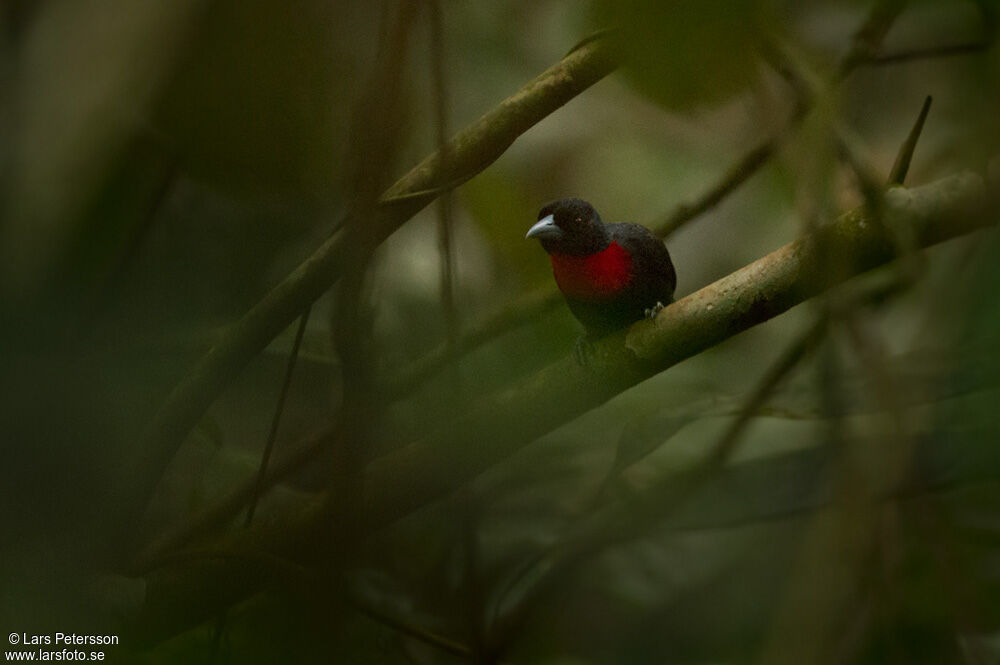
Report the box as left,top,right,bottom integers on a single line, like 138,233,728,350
461,168,554,286
593,406,710,504
590,0,773,111
194,414,225,448
153,0,357,197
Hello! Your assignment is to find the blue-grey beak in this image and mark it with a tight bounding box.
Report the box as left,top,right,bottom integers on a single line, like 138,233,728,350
526,214,562,240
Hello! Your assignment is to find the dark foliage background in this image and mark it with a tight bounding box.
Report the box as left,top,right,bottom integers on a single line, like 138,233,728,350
2,1,1000,663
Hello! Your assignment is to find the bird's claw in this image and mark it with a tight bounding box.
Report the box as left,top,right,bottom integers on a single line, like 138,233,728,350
644,301,666,320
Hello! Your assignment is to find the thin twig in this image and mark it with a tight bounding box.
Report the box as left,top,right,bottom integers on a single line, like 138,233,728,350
836,95,936,284
245,306,312,526
707,318,828,467
382,287,561,398
888,95,932,186
212,306,311,658
428,0,461,394
133,425,338,570
866,40,993,66
654,139,777,238
839,0,907,76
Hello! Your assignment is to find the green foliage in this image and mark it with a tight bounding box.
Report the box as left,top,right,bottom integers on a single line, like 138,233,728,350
462,168,554,285
589,0,771,111
3,1,1000,664
153,0,357,198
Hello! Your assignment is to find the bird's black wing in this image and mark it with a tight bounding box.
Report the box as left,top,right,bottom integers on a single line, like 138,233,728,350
608,222,677,303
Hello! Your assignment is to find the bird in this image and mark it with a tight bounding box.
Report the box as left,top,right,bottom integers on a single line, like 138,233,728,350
526,198,676,340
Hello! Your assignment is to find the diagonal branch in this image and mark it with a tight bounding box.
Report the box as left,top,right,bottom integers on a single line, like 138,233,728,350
385,0,914,399
131,170,993,644
132,38,618,518
382,286,561,399
135,424,339,565
867,39,994,66
488,313,831,651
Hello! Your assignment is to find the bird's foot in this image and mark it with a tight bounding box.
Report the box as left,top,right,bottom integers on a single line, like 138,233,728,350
644,301,666,320
574,334,597,367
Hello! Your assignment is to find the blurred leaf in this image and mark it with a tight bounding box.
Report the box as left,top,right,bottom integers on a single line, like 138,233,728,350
461,168,553,285
153,0,356,197
589,0,773,111
596,410,703,501
1,0,196,298
194,414,225,448
262,325,338,367
769,343,1000,419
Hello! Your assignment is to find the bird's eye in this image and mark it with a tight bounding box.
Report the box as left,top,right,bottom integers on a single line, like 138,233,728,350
574,217,582,223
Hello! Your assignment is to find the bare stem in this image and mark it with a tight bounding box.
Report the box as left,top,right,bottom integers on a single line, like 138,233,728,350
245,307,311,527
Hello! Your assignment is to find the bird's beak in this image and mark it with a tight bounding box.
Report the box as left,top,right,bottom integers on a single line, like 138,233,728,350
525,214,562,240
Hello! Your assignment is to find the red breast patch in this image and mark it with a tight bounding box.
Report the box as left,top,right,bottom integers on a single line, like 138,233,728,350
550,242,633,301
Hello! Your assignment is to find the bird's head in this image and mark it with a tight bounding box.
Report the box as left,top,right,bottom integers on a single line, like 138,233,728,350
526,198,609,256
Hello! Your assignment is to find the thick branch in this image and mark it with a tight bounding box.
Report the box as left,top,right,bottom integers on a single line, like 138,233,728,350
361,173,991,528
132,171,992,644
133,39,618,513
387,2,912,397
